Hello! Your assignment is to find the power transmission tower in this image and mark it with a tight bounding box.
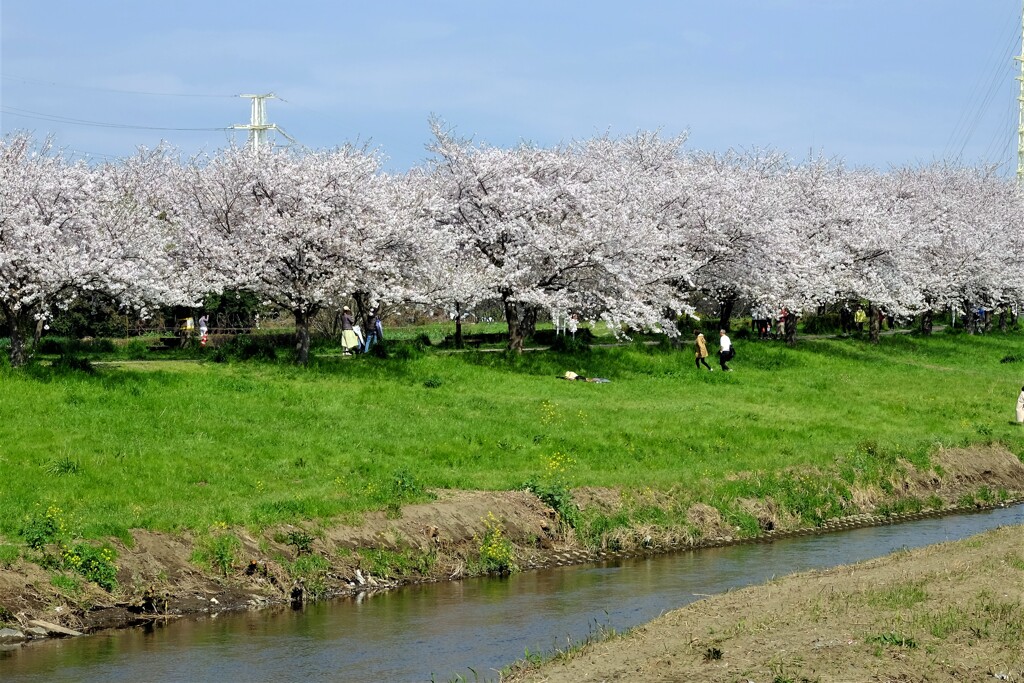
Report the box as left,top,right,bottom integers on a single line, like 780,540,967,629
1017,3,1024,185
232,93,295,152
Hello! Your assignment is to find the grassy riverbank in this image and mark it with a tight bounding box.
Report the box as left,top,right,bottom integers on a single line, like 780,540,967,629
2,330,1023,546
506,523,1024,682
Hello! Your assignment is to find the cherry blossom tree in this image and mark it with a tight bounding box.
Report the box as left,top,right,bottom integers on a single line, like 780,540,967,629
668,149,789,331
0,134,177,366
171,144,391,364
426,123,694,351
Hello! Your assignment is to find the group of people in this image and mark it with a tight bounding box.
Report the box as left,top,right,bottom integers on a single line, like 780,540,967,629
340,305,384,356
750,307,792,340
694,329,734,372
848,306,895,334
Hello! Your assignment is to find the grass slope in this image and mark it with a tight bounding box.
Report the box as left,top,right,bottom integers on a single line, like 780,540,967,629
1,331,1023,541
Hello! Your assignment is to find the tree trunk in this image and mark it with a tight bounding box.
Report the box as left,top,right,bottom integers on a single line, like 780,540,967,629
999,306,1008,332
454,301,464,350
294,309,311,365
921,310,933,335
784,311,797,347
3,306,33,368
502,295,539,352
352,291,371,333
868,302,881,344
718,295,736,333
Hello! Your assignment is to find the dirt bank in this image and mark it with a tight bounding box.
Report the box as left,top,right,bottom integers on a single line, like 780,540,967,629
505,523,1024,683
1,445,1023,642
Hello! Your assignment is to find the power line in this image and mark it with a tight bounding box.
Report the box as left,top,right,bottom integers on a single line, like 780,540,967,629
1,105,231,132
944,10,1021,163
0,74,237,99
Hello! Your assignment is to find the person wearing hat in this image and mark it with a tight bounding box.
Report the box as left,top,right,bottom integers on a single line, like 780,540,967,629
341,305,358,355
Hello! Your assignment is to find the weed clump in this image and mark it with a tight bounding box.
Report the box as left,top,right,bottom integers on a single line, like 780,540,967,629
476,512,517,574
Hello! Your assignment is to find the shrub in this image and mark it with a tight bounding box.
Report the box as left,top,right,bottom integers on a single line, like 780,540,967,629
477,512,517,574
546,333,591,353
21,505,71,550
284,530,314,555
801,313,842,335
38,338,67,355
380,340,425,360
733,326,753,340
50,355,95,374
523,451,579,529
123,339,150,360
211,335,279,362
62,542,118,591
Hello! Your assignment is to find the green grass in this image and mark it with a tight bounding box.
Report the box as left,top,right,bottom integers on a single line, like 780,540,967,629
2,331,1023,543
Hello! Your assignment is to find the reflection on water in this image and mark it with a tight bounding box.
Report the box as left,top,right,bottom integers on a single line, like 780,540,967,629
3,505,1023,682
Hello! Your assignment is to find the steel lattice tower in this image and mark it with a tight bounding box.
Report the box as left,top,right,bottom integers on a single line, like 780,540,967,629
232,93,295,151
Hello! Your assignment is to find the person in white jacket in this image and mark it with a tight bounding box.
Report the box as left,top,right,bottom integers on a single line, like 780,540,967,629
1016,385,1024,424
718,330,733,372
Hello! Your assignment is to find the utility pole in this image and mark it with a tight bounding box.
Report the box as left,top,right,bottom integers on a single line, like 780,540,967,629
232,93,295,152
1017,2,1024,185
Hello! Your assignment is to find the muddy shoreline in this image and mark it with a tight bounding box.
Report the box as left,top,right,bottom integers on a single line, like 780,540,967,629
2,445,1024,645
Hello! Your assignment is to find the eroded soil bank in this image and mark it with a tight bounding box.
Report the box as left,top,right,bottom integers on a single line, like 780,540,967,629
1,444,1023,643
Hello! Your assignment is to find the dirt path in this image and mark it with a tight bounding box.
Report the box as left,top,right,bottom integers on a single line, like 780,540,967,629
506,523,1024,682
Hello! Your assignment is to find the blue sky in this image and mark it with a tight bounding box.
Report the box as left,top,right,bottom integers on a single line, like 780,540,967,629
1,1,1021,172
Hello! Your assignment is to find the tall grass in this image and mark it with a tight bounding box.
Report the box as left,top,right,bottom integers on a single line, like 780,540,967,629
1,332,1022,541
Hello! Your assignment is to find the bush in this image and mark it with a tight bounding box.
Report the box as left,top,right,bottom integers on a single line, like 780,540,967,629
801,314,842,335
379,339,425,360
211,335,279,362
477,512,517,574
546,333,591,353
124,339,150,360
50,355,95,374
62,542,118,591
532,328,594,348
38,338,67,355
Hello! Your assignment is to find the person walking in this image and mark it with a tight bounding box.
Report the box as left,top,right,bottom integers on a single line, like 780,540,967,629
1016,385,1024,424
694,329,713,371
340,306,359,356
718,329,733,371
854,306,867,333
362,306,384,354
198,314,209,337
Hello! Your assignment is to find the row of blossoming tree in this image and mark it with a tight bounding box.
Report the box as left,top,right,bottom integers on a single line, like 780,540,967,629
3,123,1023,366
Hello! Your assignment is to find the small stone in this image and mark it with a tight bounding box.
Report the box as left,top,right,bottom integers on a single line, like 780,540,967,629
0,628,26,643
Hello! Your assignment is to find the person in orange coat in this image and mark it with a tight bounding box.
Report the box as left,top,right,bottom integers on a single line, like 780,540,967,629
694,329,712,371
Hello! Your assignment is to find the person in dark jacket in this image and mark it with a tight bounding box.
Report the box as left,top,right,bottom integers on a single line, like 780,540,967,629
362,307,384,353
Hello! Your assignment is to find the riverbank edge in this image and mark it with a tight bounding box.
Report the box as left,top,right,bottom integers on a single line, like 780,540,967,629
2,445,1024,645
